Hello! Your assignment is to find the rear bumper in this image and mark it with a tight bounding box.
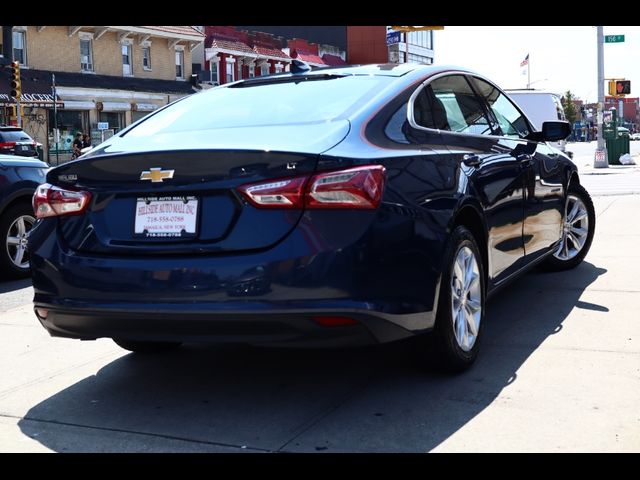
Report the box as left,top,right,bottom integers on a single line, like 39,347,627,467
29,208,445,346
34,302,432,347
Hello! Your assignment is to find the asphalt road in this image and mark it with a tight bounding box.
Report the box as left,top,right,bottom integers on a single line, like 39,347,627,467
1,195,638,452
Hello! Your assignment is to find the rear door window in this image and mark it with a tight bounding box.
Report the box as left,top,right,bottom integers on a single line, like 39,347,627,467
414,75,493,136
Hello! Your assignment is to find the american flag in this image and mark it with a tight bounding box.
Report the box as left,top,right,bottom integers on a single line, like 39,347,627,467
520,54,529,67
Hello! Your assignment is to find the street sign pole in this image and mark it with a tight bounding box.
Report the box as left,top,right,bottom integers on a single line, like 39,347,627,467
16,99,21,128
595,26,608,168
52,73,59,166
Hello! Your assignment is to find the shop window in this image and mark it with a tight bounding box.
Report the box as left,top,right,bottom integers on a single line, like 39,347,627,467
48,110,89,154
99,111,125,133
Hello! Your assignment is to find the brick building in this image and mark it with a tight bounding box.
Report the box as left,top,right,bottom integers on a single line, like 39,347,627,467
1,26,204,162
605,96,640,130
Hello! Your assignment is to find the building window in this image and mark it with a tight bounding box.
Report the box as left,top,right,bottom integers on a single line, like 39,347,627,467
80,38,94,72
225,61,234,83
175,50,184,79
142,46,151,70
275,63,283,74
248,65,255,78
260,63,269,76
12,30,26,66
122,44,132,76
210,60,219,84
99,112,125,133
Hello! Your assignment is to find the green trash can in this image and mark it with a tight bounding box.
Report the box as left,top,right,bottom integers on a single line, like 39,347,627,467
606,130,630,165
36,144,44,162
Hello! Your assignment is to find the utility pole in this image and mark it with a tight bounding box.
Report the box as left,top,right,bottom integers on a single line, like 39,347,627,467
52,73,59,166
594,26,608,168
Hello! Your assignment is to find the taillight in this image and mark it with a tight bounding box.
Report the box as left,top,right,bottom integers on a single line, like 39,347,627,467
306,165,385,209
0,141,16,150
237,176,307,209
32,183,92,219
237,165,385,210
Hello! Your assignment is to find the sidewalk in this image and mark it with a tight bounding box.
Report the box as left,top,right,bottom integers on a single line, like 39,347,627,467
567,140,640,174
566,141,640,195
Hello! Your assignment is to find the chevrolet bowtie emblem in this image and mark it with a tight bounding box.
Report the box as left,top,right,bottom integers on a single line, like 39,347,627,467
140,168,175,183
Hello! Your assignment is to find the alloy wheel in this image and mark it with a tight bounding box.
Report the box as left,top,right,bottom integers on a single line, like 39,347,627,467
554,194,589,261
6,214,35,270
450,246,482,352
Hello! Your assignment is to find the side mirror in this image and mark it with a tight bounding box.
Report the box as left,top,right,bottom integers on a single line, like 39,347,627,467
542,121,571,141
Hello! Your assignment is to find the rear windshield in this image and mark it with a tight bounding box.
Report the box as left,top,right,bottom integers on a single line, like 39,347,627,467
0,130,32,142
124,75,390,137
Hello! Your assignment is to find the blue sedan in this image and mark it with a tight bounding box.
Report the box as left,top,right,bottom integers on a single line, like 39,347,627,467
28,64,595,371
0,154,48,278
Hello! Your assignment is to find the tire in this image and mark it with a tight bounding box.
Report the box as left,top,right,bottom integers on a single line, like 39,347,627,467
0,202,36,279
412,225,485,373
542,183,595,271
113,339,182,354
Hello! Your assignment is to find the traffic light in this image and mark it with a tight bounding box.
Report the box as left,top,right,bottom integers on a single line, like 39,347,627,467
615,80,631,95
9,61,21,99
609,79,631,96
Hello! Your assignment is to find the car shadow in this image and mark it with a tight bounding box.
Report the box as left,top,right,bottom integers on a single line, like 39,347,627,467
18,261,606,452
0,278,31,294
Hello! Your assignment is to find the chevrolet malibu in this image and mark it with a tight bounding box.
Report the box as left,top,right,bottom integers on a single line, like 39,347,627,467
28,64,595,371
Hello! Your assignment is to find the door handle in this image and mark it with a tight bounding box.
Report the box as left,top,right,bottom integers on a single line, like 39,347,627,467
462,154,481,167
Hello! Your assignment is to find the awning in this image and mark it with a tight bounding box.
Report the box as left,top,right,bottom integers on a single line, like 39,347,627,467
98,101,130,112
0,92,64,107
62,100,96,110
0,74,64,107
132,102,160,112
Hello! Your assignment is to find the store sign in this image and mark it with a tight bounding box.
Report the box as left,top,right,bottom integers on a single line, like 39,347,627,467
97,122,109,130
386,31,401,45
0,92,63,107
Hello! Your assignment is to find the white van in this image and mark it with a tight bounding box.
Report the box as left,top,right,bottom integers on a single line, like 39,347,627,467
505,90,572,157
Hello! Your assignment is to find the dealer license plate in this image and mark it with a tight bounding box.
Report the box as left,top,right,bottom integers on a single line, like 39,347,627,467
134,196,198,238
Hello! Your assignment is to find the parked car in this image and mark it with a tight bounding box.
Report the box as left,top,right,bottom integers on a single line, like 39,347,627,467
630,133,640,141
0,154,48,278
0,126,39,158
505,90,573,157
28,64,595,371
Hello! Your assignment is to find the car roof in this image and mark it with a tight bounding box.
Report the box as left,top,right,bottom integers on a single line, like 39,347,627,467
505,89,562,97
232,63,477,83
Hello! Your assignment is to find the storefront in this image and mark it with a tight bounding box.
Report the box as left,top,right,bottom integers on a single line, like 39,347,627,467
3,68,194,163
1,86,64,162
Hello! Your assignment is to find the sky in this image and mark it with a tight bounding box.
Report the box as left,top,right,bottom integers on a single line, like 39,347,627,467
433,26,639,103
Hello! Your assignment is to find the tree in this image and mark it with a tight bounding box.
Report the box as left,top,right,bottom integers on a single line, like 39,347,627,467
562,90,578,125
